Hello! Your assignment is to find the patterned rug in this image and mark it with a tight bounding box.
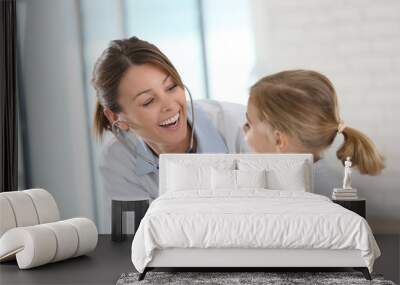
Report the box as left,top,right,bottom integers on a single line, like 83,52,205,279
116,271,396,285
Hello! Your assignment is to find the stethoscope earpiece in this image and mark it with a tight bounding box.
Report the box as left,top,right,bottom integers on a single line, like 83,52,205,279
111,120,121,136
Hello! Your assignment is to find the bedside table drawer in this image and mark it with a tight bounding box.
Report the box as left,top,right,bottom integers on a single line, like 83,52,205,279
332,199,366,218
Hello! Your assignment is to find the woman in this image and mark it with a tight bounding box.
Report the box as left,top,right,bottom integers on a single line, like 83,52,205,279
92,36,249,203
243,69,385,196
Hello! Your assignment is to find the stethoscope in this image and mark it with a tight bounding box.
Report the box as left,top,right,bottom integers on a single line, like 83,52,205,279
110,85,196,169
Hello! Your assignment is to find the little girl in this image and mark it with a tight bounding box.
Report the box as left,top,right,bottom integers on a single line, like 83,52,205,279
243,70,385,196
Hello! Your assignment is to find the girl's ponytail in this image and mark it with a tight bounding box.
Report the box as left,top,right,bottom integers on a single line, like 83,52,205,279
249,69,385,176
336,126,385,175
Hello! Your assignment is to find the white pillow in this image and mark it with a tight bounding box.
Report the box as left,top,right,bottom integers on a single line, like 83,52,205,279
166,160,236,192
237,169,267,189
211,168,268,190
167,163,211,191
237,159,308,191
211,168,236,190
267,167,306,191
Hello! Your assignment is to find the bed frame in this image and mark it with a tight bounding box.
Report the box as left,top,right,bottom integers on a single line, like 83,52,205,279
138,248,371,280
138,154,372,281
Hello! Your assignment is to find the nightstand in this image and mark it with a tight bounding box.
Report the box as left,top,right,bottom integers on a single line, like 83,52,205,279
332,198,366,218
112,200,149,242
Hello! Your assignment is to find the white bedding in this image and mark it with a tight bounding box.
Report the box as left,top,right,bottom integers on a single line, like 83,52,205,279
131,190,380,273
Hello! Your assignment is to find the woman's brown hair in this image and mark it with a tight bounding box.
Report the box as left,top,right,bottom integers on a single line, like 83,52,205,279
92,36,184,140
249,70,385,175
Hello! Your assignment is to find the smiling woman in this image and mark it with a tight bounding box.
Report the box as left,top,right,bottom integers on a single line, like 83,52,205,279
92,36,249,207
102,63,192,155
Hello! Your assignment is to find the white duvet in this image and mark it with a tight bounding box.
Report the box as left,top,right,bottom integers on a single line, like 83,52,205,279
131,190,380,273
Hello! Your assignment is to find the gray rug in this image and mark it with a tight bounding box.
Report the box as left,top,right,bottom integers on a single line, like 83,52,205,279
116,271,396,285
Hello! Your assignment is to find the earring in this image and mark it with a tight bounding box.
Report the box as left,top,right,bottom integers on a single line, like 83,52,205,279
111,121,122,135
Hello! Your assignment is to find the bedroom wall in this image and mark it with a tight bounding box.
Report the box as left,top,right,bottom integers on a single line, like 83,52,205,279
249,1,400,281
250,0,400,235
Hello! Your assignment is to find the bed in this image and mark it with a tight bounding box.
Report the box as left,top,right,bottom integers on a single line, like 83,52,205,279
131,154,380,280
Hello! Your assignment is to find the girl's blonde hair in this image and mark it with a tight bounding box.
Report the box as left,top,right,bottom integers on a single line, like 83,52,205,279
249,70,384,175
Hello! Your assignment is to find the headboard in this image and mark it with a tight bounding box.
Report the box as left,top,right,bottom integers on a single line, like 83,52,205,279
159,153,314,195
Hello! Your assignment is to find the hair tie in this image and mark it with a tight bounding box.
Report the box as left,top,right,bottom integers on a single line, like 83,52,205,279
337,121,346,133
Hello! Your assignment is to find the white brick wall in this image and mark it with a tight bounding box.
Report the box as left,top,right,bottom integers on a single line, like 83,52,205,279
251,0,400,233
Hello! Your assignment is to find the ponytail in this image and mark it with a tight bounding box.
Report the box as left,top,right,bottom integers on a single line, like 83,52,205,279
249,69,385,176
336,127,385,175
93,100,111,141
